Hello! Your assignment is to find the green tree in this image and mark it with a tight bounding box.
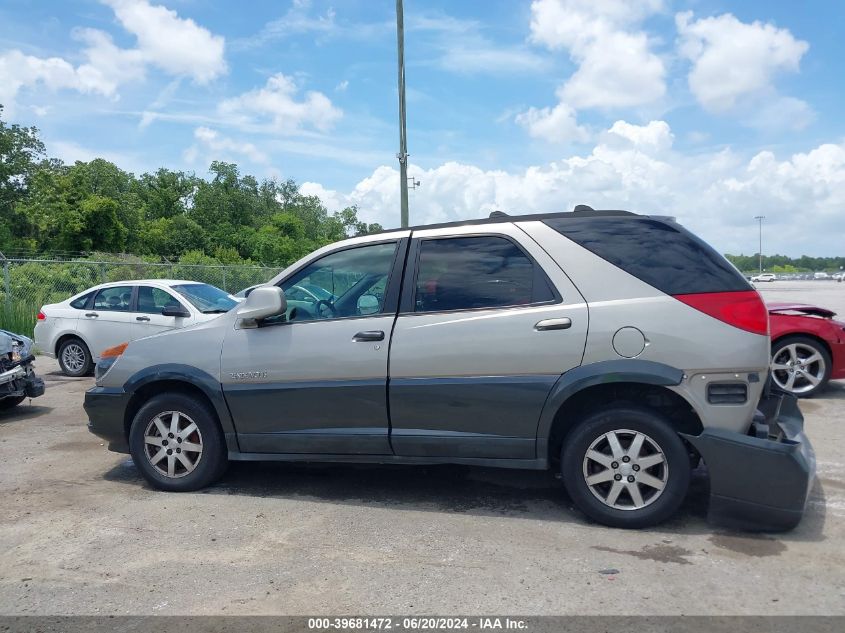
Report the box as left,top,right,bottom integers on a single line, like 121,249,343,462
0,104,46,250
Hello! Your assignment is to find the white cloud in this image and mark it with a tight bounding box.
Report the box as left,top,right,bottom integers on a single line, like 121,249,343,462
528,0,666,109
302,121,845,256
676,11,809,113
184,126,268,164
74,28,147,94
603,120,673,153
515,102,590,144
335,80,349,92
0,0,225,114
0,48,117,117
103,0,226,83
218,73,342,134
744,96,815,132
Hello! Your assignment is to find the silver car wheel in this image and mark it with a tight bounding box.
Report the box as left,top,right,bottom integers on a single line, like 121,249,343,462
582,429,668,511
143,411,203,479
771,343,826,394
61,343,86,373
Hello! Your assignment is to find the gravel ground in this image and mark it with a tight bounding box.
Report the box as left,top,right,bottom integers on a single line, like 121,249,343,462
1,281,844,615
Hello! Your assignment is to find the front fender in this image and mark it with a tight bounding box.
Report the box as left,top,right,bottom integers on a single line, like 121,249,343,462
123,363,236,436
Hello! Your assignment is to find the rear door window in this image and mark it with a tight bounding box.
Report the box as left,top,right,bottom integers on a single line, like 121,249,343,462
93,286,134,312
414,236,555,313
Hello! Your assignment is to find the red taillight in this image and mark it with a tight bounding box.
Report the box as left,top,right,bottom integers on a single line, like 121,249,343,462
37,310,46,321
673,291,769,336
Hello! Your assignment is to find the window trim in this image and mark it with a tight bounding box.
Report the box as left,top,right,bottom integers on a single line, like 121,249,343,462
265,238,409,326
399,232,562,316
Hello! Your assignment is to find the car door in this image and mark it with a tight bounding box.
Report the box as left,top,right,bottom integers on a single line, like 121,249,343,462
220,236,409,455
132,285,194,340
388,223,589,459
75,285,138,359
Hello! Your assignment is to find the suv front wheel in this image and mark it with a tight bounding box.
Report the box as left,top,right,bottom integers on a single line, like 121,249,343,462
562,404,691,529
129,393,228,492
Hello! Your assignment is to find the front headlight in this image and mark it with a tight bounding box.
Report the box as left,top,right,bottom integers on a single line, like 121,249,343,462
95,342,128,384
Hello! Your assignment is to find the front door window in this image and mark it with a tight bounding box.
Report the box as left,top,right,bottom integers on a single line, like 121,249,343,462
280,242,398,322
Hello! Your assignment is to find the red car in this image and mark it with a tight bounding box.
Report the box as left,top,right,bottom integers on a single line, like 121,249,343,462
768,302,845,397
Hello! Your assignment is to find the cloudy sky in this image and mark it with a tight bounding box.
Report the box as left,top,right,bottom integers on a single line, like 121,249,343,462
1,0,843,256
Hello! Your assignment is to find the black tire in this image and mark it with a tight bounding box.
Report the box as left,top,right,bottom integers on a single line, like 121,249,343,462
129,393,228,492
57,337,93,377
771,335,832,398
561,404,691,529
0,395,26,410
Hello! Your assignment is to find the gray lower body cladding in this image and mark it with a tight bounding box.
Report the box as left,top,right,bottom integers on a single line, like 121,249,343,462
85,386,130,452
683,390,815,532
84,382,815,532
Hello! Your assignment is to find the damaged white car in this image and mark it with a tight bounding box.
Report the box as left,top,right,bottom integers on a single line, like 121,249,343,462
0,330,45,410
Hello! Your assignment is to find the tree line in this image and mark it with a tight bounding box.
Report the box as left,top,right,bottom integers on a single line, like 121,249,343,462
1,105,382,268
724,254,845,274
3,106,844,272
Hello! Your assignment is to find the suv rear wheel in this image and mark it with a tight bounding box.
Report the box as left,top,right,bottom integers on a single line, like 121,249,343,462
562,404,691,529
129,393,228,492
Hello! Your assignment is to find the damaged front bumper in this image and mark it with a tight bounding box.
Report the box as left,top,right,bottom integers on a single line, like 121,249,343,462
0,358,45,401
684,388,815,532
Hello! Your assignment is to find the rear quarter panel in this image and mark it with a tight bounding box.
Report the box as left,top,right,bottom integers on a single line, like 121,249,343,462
34,304,80,357
521,221,770,433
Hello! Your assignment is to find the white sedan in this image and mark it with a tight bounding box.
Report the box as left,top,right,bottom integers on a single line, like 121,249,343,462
34,280,238,376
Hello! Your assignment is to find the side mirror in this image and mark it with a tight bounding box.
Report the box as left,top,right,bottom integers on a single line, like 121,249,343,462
357,294,379,316
236,286,286,324
161,304,191,318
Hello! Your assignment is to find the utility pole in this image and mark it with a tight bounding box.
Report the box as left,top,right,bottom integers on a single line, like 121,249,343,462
396,0,409,228
754,215,765,273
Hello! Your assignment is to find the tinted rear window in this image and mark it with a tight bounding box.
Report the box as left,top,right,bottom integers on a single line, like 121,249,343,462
543,217,751,295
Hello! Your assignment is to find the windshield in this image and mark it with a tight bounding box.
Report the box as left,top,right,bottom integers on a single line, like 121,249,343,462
172,283,238,313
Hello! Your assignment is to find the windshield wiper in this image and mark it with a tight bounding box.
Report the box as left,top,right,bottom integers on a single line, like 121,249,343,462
202,308,230,314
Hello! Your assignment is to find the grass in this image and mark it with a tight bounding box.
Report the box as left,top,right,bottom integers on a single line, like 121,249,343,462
0,300,39,339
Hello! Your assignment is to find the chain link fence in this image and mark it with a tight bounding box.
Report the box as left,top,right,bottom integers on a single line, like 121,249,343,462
0,255,282,337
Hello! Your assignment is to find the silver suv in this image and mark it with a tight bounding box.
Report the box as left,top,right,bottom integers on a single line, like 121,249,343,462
84,208,815,530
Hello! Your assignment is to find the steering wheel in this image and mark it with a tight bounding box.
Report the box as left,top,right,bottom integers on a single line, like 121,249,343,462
315,299,337,318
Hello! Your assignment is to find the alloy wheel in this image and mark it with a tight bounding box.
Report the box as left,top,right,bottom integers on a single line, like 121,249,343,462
61,343,86,373
771,343,826,394
582,429,668,511
143,411,204,478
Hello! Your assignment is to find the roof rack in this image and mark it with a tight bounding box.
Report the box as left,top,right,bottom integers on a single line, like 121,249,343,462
384,205,636,233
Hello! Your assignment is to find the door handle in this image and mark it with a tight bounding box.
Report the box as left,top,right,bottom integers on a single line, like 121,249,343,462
85,312,99,318
535,317,572,331
136,316,150,322
352,330,385,342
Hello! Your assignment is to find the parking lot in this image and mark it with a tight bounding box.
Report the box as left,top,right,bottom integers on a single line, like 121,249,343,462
1,281,843,615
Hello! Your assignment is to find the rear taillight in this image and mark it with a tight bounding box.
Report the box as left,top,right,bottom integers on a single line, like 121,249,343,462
37,310,46,321
673,290,769,336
